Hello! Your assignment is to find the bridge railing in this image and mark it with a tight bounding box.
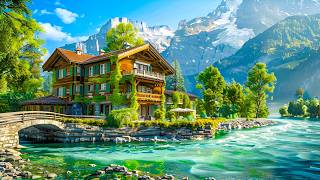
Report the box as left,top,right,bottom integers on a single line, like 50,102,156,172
0,111,105,125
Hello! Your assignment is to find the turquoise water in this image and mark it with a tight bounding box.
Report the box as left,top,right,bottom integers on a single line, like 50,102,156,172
21,118,320,179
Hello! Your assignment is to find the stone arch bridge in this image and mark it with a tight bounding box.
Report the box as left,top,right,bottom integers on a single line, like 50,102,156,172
0,111,103,149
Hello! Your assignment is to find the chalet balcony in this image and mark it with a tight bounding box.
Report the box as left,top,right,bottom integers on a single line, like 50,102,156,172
123,69,165,81
137,92,161,102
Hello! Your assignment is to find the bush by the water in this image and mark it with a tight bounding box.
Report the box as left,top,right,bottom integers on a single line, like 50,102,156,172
279,97,320,118
60,118,107,126
128,118,225,129
108,108,138,127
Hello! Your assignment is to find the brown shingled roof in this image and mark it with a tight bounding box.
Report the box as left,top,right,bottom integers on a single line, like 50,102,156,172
57,48,93,63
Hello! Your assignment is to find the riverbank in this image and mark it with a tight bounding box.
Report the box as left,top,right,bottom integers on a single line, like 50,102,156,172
19,118,275,145
0,118,276,179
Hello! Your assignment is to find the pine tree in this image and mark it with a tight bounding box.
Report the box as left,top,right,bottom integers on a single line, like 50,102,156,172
166,60,186,92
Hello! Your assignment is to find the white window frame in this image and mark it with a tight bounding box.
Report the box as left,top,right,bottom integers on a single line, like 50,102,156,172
76,85,80,93
76,66,81,75
59,69,64,79
89,84,94,92
89,66,94,77
100,64,105,75
101,83,106,91
58,87,64,97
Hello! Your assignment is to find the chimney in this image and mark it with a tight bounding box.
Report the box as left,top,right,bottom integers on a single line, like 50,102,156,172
99,49,105,55
76,47,82,55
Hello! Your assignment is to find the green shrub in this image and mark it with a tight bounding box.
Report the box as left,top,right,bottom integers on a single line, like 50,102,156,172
128,118,225,130
108,108,138,127
59,118,106,126
154,108,165,120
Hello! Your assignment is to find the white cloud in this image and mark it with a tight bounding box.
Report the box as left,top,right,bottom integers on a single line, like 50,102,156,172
54,0,63,6
40,9,54,15
33,9,38,14
55,8,78,24
40,22,88,43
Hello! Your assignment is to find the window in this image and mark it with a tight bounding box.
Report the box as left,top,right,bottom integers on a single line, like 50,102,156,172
57,87,64,97
89,66,94,76
76,66,81,75
100,64,105,75
101,83,106,91
89,84,94,92
76,85,80,93
134,62,151,73
58,69,64,79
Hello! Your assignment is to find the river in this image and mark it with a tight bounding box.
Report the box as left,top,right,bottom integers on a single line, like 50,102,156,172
20,118,320,179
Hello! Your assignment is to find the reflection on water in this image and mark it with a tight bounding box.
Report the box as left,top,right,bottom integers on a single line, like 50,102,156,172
21,118,320,179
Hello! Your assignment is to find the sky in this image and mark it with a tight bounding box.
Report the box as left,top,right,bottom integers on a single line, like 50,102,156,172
29,0,221,58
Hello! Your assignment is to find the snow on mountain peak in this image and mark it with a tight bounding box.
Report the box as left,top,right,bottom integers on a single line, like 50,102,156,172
61,17,174,54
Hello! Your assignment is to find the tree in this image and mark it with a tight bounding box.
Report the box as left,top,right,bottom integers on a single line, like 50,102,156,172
295,88,305,99
197,66,226,117
239,88,256,118
0,0,46,112
288,98,307,117
166,60,186,92
306,98,319,118
222,81,245,118
245,63,276,118
279,105,289,117
104,22,144,52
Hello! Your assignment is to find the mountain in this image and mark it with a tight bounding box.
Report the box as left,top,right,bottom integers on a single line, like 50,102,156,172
163,0,320,76
216,14,320,101
61,17,174,55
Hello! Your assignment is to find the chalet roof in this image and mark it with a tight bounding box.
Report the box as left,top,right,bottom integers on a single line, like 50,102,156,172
21,96,72,106
81,44,175,75
43,48,94,71
165,90,198,100
42,43,175,75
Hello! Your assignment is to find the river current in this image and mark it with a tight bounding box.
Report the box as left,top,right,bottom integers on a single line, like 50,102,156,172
20,118,320,179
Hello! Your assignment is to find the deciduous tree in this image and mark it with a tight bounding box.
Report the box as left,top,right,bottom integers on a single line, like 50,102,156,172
197,66,226,117
104,22,144,52
245,63,276,118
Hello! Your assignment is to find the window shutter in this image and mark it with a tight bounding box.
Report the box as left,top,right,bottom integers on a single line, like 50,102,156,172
63,68,67,77
106,83,111,93
70,85,73,95
63,87,66,96
106,62,111,72
56,70,59,79
95,84,99,94
84,84,88,95
70,66,73,76
85,67,88,77
94,64,99,75
79,85,83,95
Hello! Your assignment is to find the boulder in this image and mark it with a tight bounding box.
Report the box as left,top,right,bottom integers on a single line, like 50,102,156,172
46,173,57,179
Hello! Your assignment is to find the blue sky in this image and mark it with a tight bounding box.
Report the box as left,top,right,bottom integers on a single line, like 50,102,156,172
29,0,221,58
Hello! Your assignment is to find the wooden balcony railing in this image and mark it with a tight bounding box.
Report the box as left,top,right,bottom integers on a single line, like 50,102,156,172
123,69,165,80
137,92,161,102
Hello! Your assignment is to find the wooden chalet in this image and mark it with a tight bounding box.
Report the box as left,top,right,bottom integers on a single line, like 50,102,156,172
27,43,175,119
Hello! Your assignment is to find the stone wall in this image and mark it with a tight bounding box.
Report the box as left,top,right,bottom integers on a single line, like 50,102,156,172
0,120,65,149
20,123,216,144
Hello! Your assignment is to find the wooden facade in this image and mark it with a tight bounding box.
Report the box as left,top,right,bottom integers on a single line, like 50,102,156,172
38,44,175,119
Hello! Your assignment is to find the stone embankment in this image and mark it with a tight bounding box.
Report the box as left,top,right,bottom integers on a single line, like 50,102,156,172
217,119,276,131
19,119,275,144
